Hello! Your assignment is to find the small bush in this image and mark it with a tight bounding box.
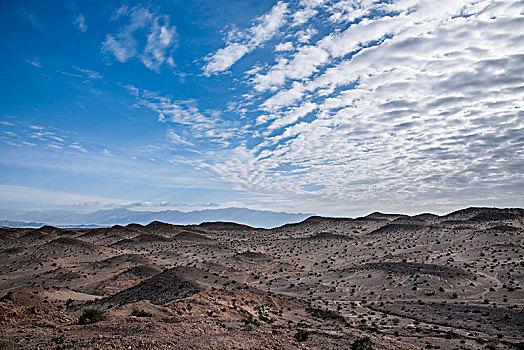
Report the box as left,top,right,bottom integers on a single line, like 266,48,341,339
241,315,260,327
78,308,104,325
351,336,373,350
131,308,152,317
294,329,309,342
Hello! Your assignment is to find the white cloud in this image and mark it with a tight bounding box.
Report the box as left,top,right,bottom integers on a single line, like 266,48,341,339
140,15,178,71
56,70,84,78
204,43,250,75
19,8,45,30
73,201,100,207
295,27,317,43
193,0,524,214
48,135,64,142
69,143,88,153
263,101,317,132
24,58,41,68
101,6,177,71
73,67,102,79
126,85,209,125
111,5,129,20
117,201,154,208
102,149,115,156
101,35,136,62
26,127,68,148
2,140,21,147
75,14,87,32
254,45,329,94
252,0,476,95
203,1,288,75
166,128,194,146
292,7,318,26
47,144,63,150
124,85,245,148
275,42,293,51
292,0,326,26
0,123,91,153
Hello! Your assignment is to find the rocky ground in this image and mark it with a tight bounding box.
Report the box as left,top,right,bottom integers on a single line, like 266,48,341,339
0,207,523,349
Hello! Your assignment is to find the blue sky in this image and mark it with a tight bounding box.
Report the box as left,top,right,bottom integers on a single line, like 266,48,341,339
0,0,523,216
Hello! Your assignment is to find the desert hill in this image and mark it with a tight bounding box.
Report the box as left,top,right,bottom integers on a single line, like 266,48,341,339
0,207,522,349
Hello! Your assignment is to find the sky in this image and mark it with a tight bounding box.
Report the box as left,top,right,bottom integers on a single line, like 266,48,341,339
0,0,523,217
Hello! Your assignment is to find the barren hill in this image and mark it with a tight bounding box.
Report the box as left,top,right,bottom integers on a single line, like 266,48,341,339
0,207,522,349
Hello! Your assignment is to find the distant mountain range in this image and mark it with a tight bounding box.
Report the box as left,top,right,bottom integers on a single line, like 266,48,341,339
0,208,312,229
0,220,45,228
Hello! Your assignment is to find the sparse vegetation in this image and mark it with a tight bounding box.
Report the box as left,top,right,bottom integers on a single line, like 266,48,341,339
294,329,309,342
78,308,104,325
131,308,152,317
351,336,373,350
241,315,260,327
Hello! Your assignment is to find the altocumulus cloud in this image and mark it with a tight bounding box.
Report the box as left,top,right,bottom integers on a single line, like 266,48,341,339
124,85,246,149
190,0,524,214
203,1,289,75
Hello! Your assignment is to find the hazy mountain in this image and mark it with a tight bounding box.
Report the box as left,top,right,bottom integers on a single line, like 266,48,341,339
0,207,311,229
0,220,45,228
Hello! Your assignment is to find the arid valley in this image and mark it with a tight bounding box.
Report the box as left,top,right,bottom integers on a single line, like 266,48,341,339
1,207,522,349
